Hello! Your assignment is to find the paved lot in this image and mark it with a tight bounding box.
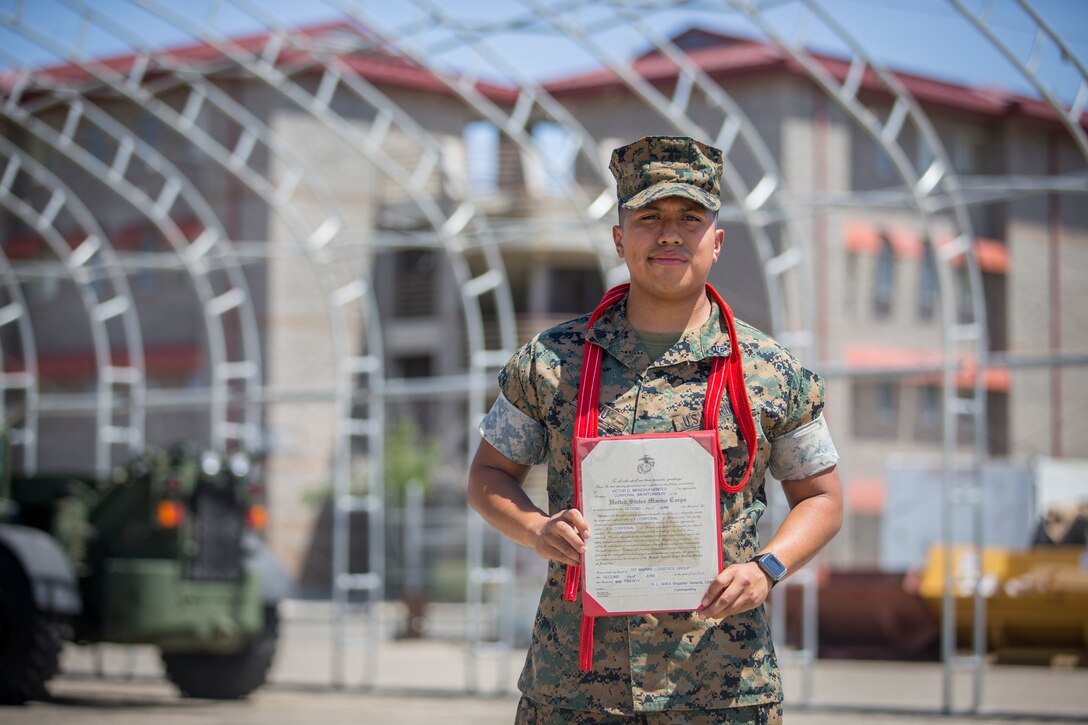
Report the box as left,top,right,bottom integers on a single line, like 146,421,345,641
4,603,1087,724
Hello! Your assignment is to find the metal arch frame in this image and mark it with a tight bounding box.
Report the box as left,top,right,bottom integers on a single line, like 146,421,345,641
34,83,261,453
597,0,825,682
788,0,992,708
602,0,815,347
170,0,518,388
401,0,817,338
335,0,643,691
0,93,248,454
499,0,829,689
345,0,811,690
376,0,816,690
576,15,826,673
0,247,39,474
0,18,260,457
949,0,1088,163
521,0,812,349
36,0,388,688
203,0,590,692
396,0,627,280
729,0,992,711
1,0,1081,703
127,0,524,689
0,135,145,477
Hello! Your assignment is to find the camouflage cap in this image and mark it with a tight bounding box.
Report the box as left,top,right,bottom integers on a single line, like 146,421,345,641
609,135,723,212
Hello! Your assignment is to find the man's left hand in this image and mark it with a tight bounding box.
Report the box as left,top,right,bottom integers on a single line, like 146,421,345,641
697,562,772,619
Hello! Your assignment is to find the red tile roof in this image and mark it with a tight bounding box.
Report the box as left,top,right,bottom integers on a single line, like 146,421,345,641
5,23,1081,127
545,27,1087,128
7,21,517,104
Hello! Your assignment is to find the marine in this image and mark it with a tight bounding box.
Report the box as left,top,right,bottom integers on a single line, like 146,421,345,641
468,135,843,723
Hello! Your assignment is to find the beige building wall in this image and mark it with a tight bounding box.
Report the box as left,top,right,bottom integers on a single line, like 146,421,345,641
1006,125,1088,460
264,80,484,577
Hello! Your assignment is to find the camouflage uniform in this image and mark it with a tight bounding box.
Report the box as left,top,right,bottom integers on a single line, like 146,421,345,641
515,694,784,724
479,295,838,717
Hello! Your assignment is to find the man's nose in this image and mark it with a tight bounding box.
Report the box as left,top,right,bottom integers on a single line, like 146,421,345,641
657,218,682,244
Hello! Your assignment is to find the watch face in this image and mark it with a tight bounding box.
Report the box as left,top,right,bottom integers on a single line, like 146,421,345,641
758,553,787,580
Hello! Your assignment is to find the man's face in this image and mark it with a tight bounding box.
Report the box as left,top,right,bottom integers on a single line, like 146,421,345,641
612,196,724,304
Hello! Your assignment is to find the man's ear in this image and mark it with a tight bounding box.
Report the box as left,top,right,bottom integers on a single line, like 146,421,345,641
712,228,724,262
612,225,625,259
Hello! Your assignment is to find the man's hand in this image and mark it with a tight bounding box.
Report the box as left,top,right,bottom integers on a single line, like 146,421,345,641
530,509,590,567
697,562,771,619
696,468,842,620
468,441,594,567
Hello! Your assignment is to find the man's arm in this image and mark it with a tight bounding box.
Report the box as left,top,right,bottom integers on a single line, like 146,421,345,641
698,465,842,619
468,439,590,567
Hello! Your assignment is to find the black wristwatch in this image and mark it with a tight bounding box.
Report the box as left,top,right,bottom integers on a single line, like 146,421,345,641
750,552,788,587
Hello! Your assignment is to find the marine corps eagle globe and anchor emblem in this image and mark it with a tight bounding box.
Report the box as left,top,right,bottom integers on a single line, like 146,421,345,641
637,454,655,474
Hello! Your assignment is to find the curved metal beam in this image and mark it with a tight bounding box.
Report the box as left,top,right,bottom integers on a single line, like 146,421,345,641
41,0,388,686
731,0,990,711
0,248,39,474
126,0,524,689
950,0,1088,162
0,136,144,477
521,0,804,341
0,20,257,454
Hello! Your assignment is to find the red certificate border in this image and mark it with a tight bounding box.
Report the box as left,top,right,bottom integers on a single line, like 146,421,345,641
574,430,725,618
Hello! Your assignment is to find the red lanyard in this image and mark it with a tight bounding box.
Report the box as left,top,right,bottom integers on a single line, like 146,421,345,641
563,283,757,671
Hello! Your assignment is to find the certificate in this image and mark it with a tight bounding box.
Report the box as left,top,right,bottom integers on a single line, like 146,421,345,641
575,431,723,617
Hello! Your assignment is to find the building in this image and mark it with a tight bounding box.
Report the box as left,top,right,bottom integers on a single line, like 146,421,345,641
2,20,1085,578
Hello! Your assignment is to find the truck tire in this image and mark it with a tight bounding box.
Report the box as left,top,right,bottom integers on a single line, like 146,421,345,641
0,550,64,705
161,605,278,700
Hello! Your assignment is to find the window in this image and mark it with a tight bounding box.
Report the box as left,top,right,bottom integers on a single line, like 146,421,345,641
918,241,937,321
529,122,574,196
877,382,898,428
955,265,973,323
851,380,901,440
843,251,859,316
915,386,941,442
391,250,437,318
391,355,436,436
871,108,895,181
393,354,432,379
873,233,894,318
463,120,498,196
546,266,602,315
954,128,987,175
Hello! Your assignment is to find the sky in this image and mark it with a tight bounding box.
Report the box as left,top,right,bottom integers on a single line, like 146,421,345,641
0,0,1085,104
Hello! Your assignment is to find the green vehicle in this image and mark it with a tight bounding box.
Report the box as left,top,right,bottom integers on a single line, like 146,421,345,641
0,442,290,704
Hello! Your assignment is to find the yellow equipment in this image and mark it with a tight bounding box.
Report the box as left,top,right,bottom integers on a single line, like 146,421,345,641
919,545,1088,655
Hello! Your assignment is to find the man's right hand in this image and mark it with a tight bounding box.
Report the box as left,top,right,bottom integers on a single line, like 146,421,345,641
530,509,591,567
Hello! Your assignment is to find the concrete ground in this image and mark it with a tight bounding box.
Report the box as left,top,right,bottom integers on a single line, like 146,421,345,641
4,602,1086,724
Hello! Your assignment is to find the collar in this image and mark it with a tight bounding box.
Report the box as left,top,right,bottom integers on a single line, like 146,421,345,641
585,293,733,371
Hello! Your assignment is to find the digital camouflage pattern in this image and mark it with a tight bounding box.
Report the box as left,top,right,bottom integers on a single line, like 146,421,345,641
515,695,783,724
609,136,724,212
486,294,826,715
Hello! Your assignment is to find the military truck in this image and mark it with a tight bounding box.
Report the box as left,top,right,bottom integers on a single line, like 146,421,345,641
0,442,290,704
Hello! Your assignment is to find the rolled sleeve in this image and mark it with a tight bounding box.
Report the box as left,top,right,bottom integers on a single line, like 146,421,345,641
768,413,839,481
479,391,548,466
